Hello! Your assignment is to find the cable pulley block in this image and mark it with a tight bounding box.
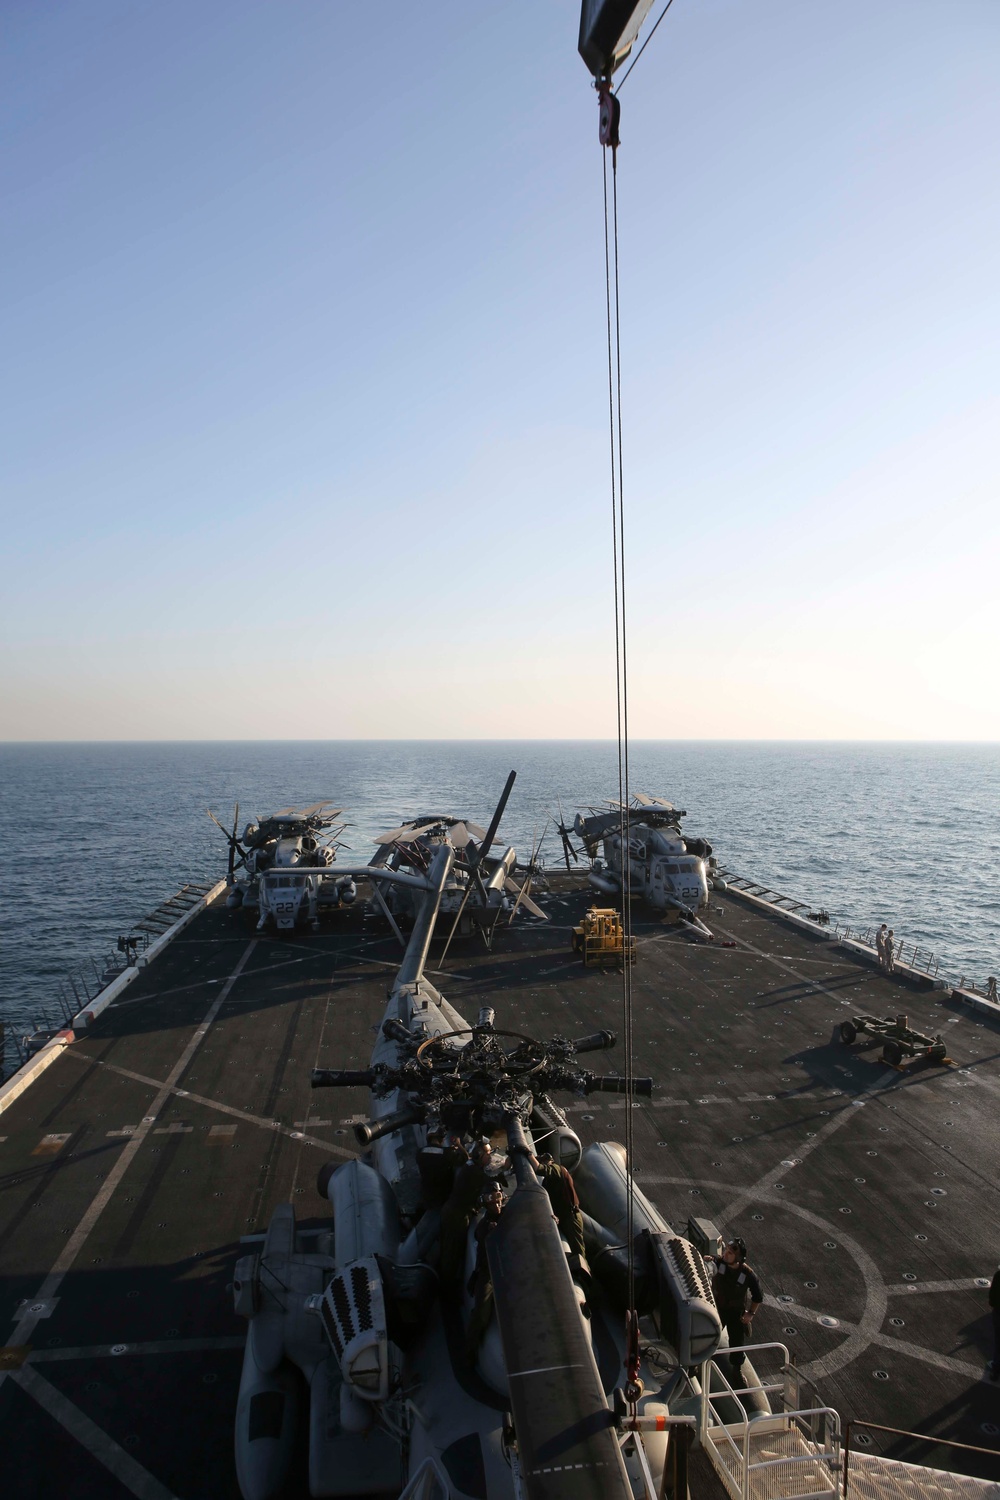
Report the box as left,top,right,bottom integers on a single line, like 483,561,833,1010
598,85,621,151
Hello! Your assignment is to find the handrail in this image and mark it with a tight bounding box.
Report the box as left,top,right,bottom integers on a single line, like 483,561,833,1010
700,1351,841,1500
843,1420,1000,1496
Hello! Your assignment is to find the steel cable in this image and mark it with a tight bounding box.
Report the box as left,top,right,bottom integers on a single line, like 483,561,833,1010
602,144,636,1324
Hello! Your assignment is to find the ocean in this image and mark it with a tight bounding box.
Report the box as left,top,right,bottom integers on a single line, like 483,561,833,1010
1,741,998,1054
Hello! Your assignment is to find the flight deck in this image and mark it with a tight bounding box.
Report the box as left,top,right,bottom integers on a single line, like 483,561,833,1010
1,881,999,1496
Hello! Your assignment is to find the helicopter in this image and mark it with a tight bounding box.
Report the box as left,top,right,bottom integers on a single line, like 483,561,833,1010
557,794,715,931
230,841,729,1500
369,772,548,953
208,801,356,933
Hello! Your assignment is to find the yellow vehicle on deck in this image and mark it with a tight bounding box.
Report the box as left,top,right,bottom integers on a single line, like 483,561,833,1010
571,906,636,967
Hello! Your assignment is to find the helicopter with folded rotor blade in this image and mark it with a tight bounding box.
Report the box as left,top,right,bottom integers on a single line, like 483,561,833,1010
230,838,737,1500
207,801,356,933
555,793,716,933
369,771,549,956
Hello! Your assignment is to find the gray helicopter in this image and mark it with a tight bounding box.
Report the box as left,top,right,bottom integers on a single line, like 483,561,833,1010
557,794,715,932
208,802,356,933
230,841,734,1500
369,771,548,954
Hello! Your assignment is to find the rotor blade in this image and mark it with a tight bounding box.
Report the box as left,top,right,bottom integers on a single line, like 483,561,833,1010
487,1179,631,1500
374,821,438,845
506,876,548,924
516,890,548,922
229,802,240,877
438,878,477,965
207,808,237,844
476,770,516,868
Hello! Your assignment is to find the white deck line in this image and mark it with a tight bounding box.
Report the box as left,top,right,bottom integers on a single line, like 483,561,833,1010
723,883,947,990
0,878,227,1117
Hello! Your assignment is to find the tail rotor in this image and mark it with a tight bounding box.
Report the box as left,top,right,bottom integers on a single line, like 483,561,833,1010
555,794,580,873
207,802,247,879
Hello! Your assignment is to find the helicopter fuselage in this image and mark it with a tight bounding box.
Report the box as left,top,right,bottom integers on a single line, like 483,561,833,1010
594,822,709,914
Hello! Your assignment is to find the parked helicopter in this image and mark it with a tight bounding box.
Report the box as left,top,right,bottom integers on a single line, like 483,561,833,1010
231,842,734,1500
557,794,715,930
208,802,356,933
369,771,548,953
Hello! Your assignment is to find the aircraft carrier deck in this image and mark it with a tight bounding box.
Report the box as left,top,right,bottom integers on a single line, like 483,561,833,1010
1,878,999,1497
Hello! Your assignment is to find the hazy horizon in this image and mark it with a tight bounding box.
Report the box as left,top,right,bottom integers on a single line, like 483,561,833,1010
3,736,999,747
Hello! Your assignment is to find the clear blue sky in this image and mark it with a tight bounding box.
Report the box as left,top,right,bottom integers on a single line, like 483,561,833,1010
2,0,998,739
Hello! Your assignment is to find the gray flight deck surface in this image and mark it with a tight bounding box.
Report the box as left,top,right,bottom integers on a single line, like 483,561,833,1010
1,881,999,1496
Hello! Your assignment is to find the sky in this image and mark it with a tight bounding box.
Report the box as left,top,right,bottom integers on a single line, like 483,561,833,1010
2,0,998,741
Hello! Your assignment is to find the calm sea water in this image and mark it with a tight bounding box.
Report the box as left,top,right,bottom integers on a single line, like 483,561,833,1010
1,741,998,1051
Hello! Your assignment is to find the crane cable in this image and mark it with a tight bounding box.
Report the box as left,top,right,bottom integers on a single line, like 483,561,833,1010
599,93,640,1404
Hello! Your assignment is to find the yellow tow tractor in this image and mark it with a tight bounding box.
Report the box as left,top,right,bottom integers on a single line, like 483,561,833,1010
571,906,636,967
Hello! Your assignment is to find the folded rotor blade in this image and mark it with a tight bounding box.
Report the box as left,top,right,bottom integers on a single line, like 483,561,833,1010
478,770,516,866
487,1180,631,1500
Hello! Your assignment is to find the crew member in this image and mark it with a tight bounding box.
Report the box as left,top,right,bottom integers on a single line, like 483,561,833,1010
417,1130,466,1211
529,1151,585,1257
876,924,887,967
465,1182,506,1358
706,1237,763,1379
885,929,895,973
439,1139,492,1283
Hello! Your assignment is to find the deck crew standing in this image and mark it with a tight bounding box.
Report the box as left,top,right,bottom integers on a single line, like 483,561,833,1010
706,1238,763,1378
885,929,895,973
876,924,887,967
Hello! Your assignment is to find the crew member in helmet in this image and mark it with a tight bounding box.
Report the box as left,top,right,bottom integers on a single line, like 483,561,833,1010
529,1151,585,1258
706,1237,763,1378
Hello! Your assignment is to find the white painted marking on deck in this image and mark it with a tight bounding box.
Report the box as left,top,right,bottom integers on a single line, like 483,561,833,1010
65,1060,356,1159
760,1296,987,1381
12,1363,180,1499
1,940,258,1391
885,1277,991,1296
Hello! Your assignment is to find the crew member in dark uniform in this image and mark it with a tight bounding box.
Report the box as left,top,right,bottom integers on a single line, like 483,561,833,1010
707,1237,763,1379
417,1130,467,1211
529,1151,585,1257
439,1139,492,1283
465,1182,506,1359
